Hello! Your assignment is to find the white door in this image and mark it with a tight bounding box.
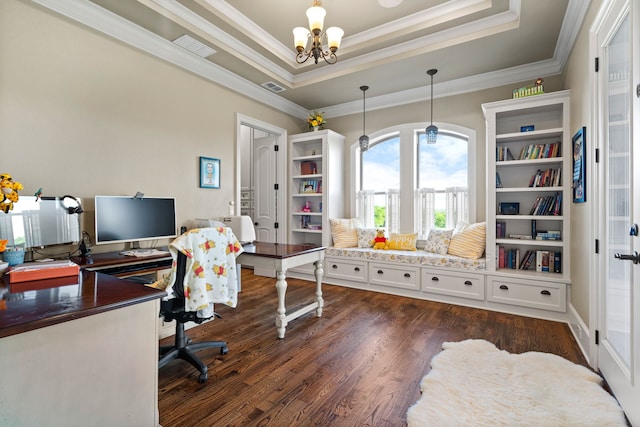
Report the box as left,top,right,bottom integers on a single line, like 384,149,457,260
253,135,280,243
596,0,640,424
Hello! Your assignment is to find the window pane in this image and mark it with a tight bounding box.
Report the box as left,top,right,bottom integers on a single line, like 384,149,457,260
362,136,400,191
362,136,400,230
418,132,468,229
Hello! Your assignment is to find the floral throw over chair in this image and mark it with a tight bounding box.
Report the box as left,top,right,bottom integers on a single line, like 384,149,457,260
158,227,243,383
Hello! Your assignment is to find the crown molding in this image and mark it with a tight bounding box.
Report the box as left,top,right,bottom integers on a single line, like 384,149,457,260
32,0,586,121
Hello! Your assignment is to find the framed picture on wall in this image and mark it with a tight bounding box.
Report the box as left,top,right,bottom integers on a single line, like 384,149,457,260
200,156,220,189
572,127,586,203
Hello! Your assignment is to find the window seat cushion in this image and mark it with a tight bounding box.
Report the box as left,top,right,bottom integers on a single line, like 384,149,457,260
325,247,486,271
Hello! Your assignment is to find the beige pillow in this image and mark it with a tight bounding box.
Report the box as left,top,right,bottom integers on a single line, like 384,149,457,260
447,222,486,259
424,228,454,255
329,218,361,248
386,233,418,251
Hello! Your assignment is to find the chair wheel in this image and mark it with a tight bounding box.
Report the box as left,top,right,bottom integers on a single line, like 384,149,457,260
220,346,229,355
198,373,208,383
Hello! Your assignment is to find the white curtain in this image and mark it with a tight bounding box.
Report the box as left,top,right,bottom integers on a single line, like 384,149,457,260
356,190,375,228
415,188,435,239
445,186,468,228
386,189,400,233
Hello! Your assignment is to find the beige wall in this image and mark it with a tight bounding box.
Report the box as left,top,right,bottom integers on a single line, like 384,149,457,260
561,0,605,328
0,0,300,253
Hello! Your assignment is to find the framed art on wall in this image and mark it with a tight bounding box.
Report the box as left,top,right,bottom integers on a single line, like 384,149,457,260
200,157,220,189
572,127,586,203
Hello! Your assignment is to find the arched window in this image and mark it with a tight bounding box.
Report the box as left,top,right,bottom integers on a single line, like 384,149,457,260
354,123,475,239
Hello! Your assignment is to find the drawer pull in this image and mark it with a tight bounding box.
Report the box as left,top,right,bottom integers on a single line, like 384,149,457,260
354,267,360,272
540,290,551,296
499,284,509,290
404,273,411,278
377,270,384,275
332,264,338,269
464,280,472,286
431,276,439,281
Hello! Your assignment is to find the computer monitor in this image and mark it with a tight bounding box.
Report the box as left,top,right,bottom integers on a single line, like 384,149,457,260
0,196,82,249
94,196,177,246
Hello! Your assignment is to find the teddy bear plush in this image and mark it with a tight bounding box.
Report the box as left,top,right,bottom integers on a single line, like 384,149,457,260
370,228,388,250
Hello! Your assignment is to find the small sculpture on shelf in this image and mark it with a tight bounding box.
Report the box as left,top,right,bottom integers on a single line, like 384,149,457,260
302,201,312,212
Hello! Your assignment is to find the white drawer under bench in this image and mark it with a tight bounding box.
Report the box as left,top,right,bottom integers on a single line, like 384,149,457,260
421,269,485,301
486,275,567,313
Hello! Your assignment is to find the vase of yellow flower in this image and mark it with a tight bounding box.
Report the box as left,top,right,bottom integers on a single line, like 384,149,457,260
307,111,325,131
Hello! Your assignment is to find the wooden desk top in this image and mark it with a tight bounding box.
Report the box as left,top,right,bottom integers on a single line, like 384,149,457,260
240,242,325,259
0,270,165,339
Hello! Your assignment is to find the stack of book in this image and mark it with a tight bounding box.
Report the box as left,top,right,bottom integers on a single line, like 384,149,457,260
518,141,560,160
496,246,562,273
496,146,515,161
529,167,562,187
529,192,562,215
536,231,561,240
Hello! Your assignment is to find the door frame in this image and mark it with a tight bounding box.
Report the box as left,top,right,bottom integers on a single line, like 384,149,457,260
235,113,288,243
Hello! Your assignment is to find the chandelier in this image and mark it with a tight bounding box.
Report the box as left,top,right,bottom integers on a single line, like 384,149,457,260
293,0,344,65
426,68,438,144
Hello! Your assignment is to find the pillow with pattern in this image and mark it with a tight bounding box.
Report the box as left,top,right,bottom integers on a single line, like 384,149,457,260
447,222,486,259
424,228,454,255
329,218,362,248
356,228,377,248
386,233,418,251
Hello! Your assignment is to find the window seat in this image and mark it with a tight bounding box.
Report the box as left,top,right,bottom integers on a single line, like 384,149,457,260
325,247,486,271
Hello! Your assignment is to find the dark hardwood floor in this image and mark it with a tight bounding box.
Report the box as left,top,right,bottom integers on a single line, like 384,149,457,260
158,268,587,426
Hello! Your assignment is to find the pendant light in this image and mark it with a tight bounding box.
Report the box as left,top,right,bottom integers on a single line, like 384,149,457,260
359,85,370,152
426,69,438,144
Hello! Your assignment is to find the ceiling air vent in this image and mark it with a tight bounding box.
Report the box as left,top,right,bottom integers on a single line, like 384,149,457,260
172,35,216,58
261,81,286,93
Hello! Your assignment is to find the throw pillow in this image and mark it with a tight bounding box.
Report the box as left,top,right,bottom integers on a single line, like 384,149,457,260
356,228,377,248
329,218,361,248
447,222,486,259
386,233,418,251
424,228,454,255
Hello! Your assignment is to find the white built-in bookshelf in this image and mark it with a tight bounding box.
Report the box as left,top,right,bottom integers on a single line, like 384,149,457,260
289,129,345,248
483,90,571,288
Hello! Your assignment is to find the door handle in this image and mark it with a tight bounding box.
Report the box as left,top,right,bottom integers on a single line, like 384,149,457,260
614,251,640,264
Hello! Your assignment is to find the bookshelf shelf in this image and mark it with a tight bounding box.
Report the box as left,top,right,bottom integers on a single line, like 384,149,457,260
483,90,571,284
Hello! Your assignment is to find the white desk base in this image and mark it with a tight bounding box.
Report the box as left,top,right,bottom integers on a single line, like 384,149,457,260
237,248,324,338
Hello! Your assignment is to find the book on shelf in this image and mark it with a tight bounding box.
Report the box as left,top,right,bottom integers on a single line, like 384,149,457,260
496,172,503,188
508,234,532,240
536,231,561,240
300,161,317,175
496,221,506,238
519,141,560,160
496,146,515,161
495,247,560,272
528,167,562,188
528,192,562,216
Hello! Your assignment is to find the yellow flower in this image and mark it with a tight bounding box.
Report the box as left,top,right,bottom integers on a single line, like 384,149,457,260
0,239,7,252
307,111,326,129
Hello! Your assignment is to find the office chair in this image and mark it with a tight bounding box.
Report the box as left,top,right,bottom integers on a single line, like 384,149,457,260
158,251,228,383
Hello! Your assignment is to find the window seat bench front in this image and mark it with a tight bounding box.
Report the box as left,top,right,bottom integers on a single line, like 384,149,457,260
286,247,569,322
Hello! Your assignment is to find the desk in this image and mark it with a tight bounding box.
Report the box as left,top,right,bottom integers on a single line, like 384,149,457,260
237,242,325,339
0,270,165,426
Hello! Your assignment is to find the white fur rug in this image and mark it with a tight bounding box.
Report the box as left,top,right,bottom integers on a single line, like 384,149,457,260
407,339,627,427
